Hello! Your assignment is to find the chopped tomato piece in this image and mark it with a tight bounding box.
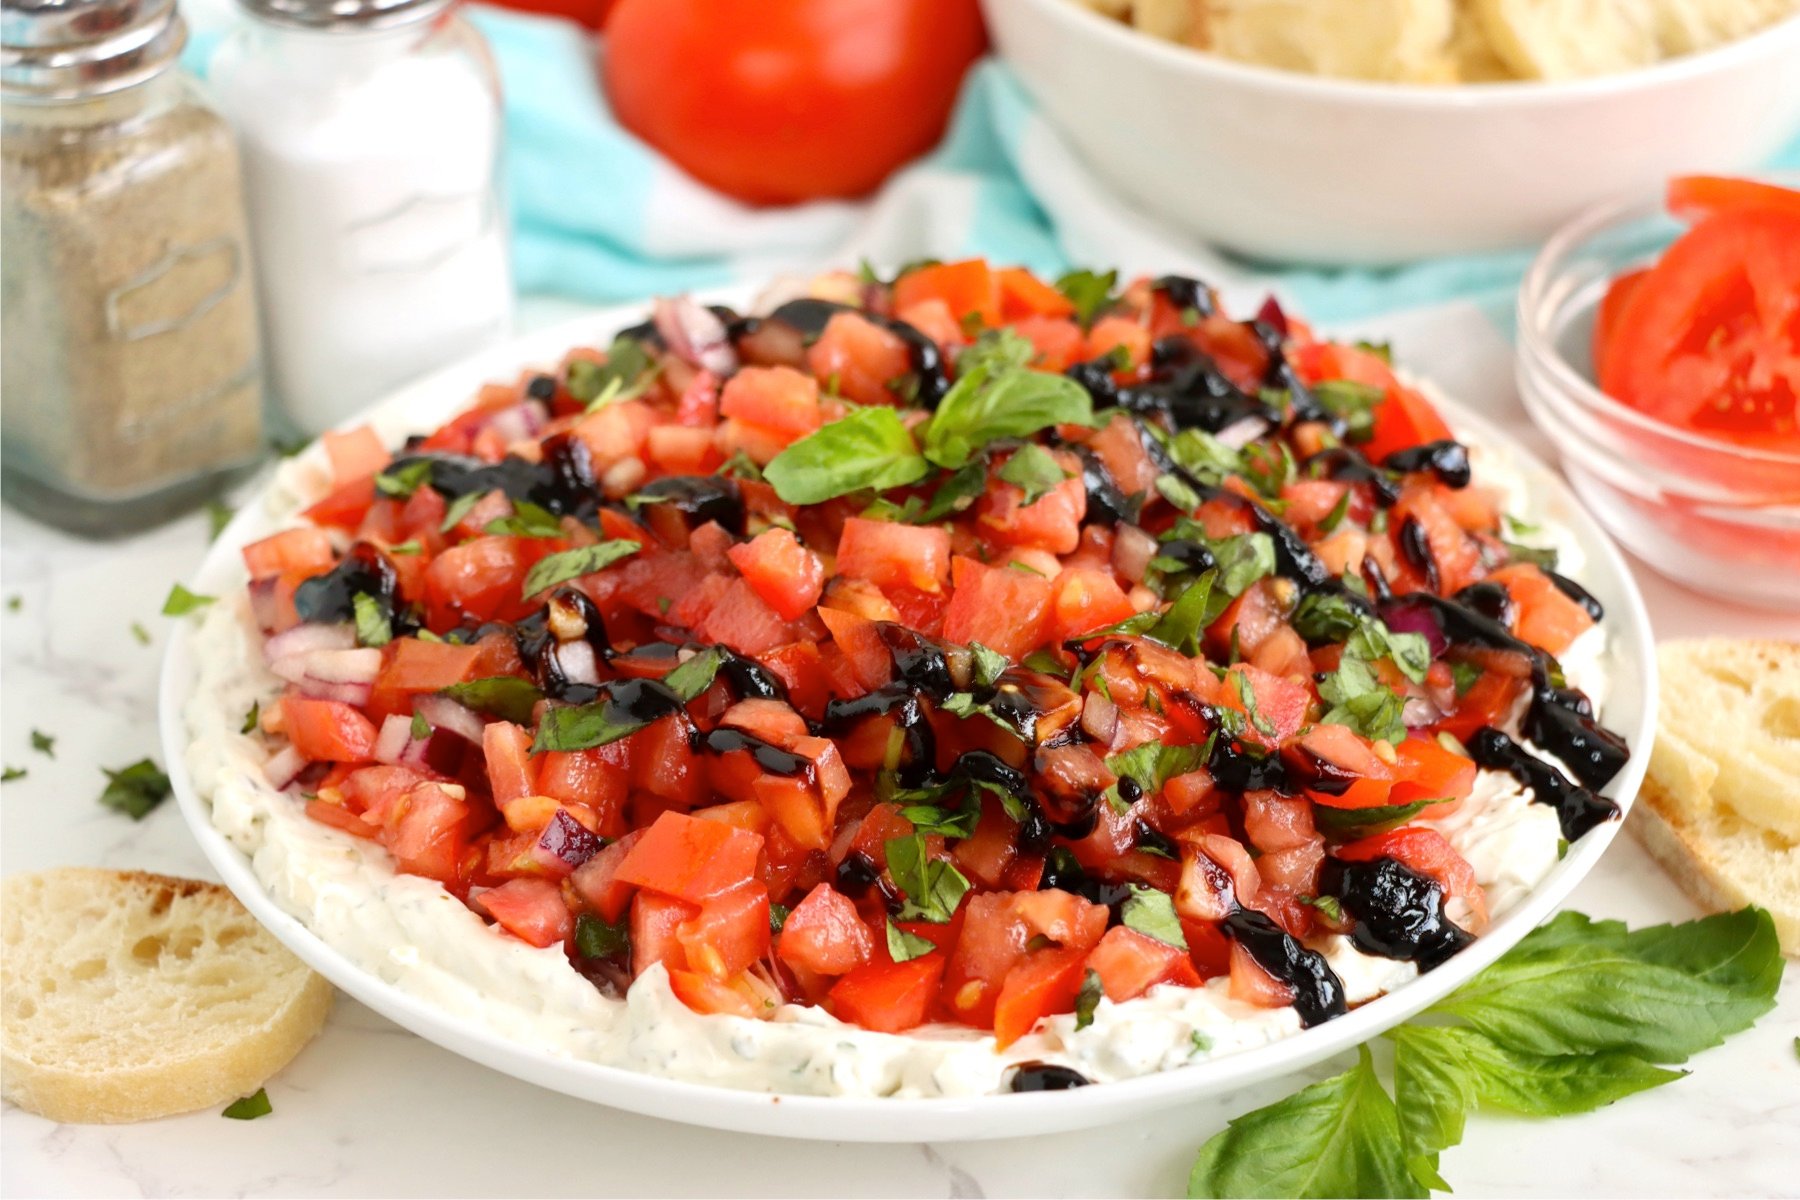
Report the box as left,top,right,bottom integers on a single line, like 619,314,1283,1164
1489,563,1595,656
892,259,999,325
941,556,1052,660
728,527,825,621
828,956,946,1033
614,810,765,905
281,696,378,763
1084,925,1202,1003
993,946,1088,1048
242,528,336,580
996,267,1076,320
806,313,912,407
836,517,952,594
677,880,771,980
718,365,823,440
777,882,874,976
476,878,572,949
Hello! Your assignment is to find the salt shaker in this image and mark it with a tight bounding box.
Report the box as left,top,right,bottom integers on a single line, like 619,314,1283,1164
210,0,514,436
1,0,265,536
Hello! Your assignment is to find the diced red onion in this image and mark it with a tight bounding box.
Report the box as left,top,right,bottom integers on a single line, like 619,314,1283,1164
654,295,737,376
263,622,355,665
248,578,284,635
1255,294,1288,337
373,714,416,765
1081,692,1120,745
1380,602,1449,658
264,746,307,790
1402,695,1445,729
555,640,601,686
403,726,479,779
1112,525,1158,585
1215,416,1272,450
536,809,603,870
414,694,489,744
300,647,383,685
294,679,374,705
485,402,546,444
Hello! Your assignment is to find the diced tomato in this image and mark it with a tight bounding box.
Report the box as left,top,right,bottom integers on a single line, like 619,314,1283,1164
614,810,765,904
423,537,547,629
1290,724,1396,809
322,425,390,484
630,890,698,977
700,578,800,656
385,781,472,884
941,556,1052,660
827,955,944,1032
1010,316,1086,373
993,946,1088,1048
1336,826,1488,931
996,267,1076,320
892,259,999,325
728,527,825,621
1388,735,1477,812
1084,925,1202,1002
806,313,913,407
1047,567,1136,643
570,831,642,922
304,476,377,530
1667,174,1800,223
1217,663,1310,748
719,365,822,440
242,528,336,580
482,721,535,805
667,968,764,1018
1489,563,1595,656
475,878,572,948
534,743,629,836
1228,940,1293,1009
1086,316,1150,371
976,460,1086,554
281,696,378,764
677,880,771,980
1364,385,1454,463
836,517,952,594
629,713,708,807
777,882,874,976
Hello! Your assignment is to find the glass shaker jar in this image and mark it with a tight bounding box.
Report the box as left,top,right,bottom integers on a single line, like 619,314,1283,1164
210,0,514,438
1,0,265,536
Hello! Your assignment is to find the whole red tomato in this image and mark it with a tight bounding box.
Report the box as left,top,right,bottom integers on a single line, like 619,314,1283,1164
484,0,618,30
602,0,987,206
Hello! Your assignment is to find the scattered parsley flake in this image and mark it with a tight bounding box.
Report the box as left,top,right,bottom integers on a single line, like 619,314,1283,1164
99,758,171,820
221,1089,272,1120
2,766,25,783
162,583,216,616
242,701,261,735
30,729,55,758
130,621,151,645
205,499,235,541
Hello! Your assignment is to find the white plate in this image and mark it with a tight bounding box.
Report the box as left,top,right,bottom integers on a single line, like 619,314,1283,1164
160,292,1657,1142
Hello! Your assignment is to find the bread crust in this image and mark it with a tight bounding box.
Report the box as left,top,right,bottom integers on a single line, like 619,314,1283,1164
2,868,333,1123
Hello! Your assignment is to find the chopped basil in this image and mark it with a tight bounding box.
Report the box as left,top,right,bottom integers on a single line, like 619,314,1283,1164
483,499,564,539
1449,661,1482,697
1021,648,1071,680
923,331,1093,468
99,758,171,820
1054,268,1118,326
885,919,937,963
1354,339,1393,364
521,539,641,599
969,642,1008,691
769,903,791,934
270,434,309,457
1146,570,1218,656
1313,799,1436,839
351,592,391,647
130,621,151,645
897,798,981,839
1232,669,1278,738
533,647,726,753
1104,740,1209,813
1318,653,1409,744
663,645,729,699
1318,489,1353,534
1155,473,1203,512
242,701,260,735
885,834,971,923
763,407,931,505
1291,593,1431,684
388,539,422,556
1121,884,1187,950
205,499,235,541
913,461,989,523
1162,427,1244,485
1211,533,1277,601
1190,1030,1213,1056
1240,441,1295,498
410,711,431,740
439,676,545,724
374,458,432,499
162,583,215,616
5,595,18,612
1074,968,1104,1030
719,450,764,482
221,1088,272,1120
1503,540,1559,570
439,490,484,532
997,443,1072,506
2,766,25,782
30,729,55,757
568,336,657,408
1312,379,1383,442
1303,894,1345,922
574,912,630,960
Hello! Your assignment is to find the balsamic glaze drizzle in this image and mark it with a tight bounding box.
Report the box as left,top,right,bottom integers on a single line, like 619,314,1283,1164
1008,1063,1092,1091
1468,727,1618,840
1319,857,1473,970
1223,908,1348,1027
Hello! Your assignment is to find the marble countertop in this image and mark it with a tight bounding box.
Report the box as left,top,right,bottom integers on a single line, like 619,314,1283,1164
4,301,1798,1199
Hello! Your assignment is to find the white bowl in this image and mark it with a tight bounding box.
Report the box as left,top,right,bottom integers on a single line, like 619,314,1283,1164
160,292,1657,1141
983,0,1800,264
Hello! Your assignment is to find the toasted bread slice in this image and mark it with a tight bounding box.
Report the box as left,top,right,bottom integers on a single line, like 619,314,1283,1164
2,868,332,1123
1630,639,1800,957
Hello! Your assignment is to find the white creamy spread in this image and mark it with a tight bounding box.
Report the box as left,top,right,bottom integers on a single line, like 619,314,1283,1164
183,436,1610,1098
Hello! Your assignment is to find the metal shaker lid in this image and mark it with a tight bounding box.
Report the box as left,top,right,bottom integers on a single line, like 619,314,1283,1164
1,0,187,98
236,0,452,32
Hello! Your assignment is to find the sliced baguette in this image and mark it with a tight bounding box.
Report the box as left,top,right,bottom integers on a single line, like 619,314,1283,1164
1629,638,1800,957
2,868,332,1123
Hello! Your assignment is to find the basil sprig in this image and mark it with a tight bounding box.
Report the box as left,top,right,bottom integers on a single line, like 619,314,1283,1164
1187,908,1783,1199
521,539,641,599
922,332,1093,469
532,646,727,752
764,407,931,505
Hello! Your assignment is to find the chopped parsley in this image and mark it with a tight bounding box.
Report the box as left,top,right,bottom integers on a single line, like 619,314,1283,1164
242,701,261,735
30,729,54,758
221,1089,272,1120
2,766,25,783
885,919,937,963
162,583,215,616
99,758,172,820
1074,969,1105,1030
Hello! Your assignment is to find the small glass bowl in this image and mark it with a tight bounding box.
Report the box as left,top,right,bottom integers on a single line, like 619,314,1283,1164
1516,185,1800,611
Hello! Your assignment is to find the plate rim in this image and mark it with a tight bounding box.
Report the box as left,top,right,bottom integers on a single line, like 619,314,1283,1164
159,291,1658,1142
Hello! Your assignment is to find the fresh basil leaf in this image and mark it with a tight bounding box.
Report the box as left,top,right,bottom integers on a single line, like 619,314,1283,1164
574,912,630,960
374,458,432,499
1069,608,1161,644
1313,799,1436,839
1188,1045,1423,1200
885,919,937,963
897,799,981,839
1164,427,1243,485
439,490,485,533
99,758,171,820
1291,592,1363,642
1232,669,1278,738
1430,908,1783,1063
998,443,1073,506
568,336,658,408
764,407,930,505
885,834,971,924
1021,648,1071,679
30,729,54,758
1446,1024,1683,1115
1313,380,1383,443
1105,742,1208,814
1074,969,1104,1030
1389,1024,1476,1192
1503,540,1559,570
1,766,25,782
1291,593,1431,685
913,460,988,523
969,642,1009,691
769,903,791,934
1147,570,1217,655
241,701,260,735
1240,441,1295,499
1121,884,1187,950
484,499,564,539
1319,653,1408,744
1318,489,1353,534
1211,533,1277,601
663,645,729,701
221,1088,272,1120
1155,473,1203,512
521,539,641,599
440,676,544,724
924,334,1094,468
1302,893,1345,922
352,592,392,647
1055,268,1118,326
1449,661,1481,697
162,583,215,616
